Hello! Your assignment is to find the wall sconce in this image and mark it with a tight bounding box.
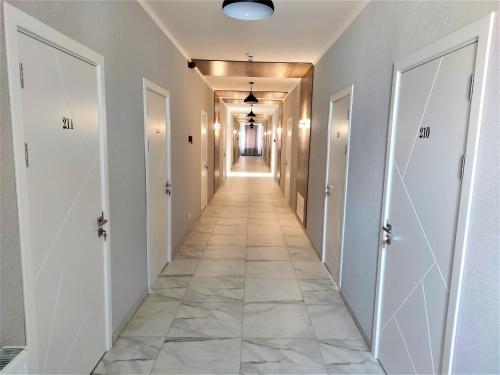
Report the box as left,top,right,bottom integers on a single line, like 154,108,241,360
213,123,221,130
233,130,237,135
299,119,311,129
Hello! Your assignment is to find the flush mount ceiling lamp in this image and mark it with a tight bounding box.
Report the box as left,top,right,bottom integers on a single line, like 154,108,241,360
247,105,256,118
222,0,274,21
244,81,258,104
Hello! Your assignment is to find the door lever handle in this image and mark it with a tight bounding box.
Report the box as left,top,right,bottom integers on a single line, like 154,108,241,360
325,185,333,196
382,222,392,247
98,228,108,241
97,211,108,227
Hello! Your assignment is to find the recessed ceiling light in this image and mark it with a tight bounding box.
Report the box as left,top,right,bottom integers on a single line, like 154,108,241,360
222,0,274,21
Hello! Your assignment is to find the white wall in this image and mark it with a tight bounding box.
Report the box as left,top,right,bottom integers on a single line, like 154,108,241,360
0,0,214,344
307,1,499,372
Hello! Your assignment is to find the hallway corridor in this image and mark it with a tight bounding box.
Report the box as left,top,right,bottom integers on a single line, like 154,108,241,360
94,177,382,374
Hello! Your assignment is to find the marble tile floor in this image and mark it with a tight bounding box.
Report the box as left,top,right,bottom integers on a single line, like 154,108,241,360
231,156,271,173
93,177,383,375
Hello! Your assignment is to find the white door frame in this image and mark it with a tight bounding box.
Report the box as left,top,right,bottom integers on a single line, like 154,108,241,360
3,1,113,365
372,14,494,374
142,78,172,289
321,85,354,289
200,109,208,210
284,116,293,200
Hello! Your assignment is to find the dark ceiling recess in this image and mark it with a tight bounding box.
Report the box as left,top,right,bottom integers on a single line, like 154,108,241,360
192,60,313,78
215,91,287,101
187,60,196,69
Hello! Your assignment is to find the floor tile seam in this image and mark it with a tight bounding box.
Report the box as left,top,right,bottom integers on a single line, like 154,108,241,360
240,339,329,373
148,296,185,374
241,335,318,340
239,250,247,375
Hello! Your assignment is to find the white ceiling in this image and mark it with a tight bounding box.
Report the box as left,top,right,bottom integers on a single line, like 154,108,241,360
142,0,367,63
207,76,299,91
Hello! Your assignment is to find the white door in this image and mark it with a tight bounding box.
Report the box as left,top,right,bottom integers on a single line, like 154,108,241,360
323,94,350,283
222,121,227,180
378,43,477,374
201,110,208,210
145,89,168,288
18,32,107,372
284,117,293,200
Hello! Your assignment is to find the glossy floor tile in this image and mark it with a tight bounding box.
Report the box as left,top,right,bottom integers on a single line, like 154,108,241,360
95,176,382,374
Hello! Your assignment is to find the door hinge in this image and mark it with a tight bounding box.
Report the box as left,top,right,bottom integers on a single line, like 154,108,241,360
347,108,350,121
147,139,150,151
19,62,24,88
468,74,474,101
460,154,466,180
24,143,29,167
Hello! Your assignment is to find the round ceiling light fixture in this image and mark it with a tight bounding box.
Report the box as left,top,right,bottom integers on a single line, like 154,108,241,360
222,0,274,21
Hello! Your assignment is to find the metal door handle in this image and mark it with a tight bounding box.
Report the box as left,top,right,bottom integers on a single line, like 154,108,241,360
97,211,108,227
382,222,392,247
383,235,392,246
98,228,108,241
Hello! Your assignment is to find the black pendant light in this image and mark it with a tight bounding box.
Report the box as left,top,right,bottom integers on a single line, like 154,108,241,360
222,0,274,21
244,82,258,104
247,105,256,118
248,117,256,124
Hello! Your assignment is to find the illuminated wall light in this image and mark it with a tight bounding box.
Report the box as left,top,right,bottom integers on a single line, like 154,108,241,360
213,123,221,130
298,119,311,129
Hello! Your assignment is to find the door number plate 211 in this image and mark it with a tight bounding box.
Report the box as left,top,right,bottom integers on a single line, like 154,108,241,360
62,116,74,130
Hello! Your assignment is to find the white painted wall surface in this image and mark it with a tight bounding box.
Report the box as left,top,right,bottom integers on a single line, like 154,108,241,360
307,2,499,373
0,0,214,343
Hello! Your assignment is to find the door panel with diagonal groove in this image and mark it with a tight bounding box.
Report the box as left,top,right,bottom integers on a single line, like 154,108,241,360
379,42,477,374
19,31,106,373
